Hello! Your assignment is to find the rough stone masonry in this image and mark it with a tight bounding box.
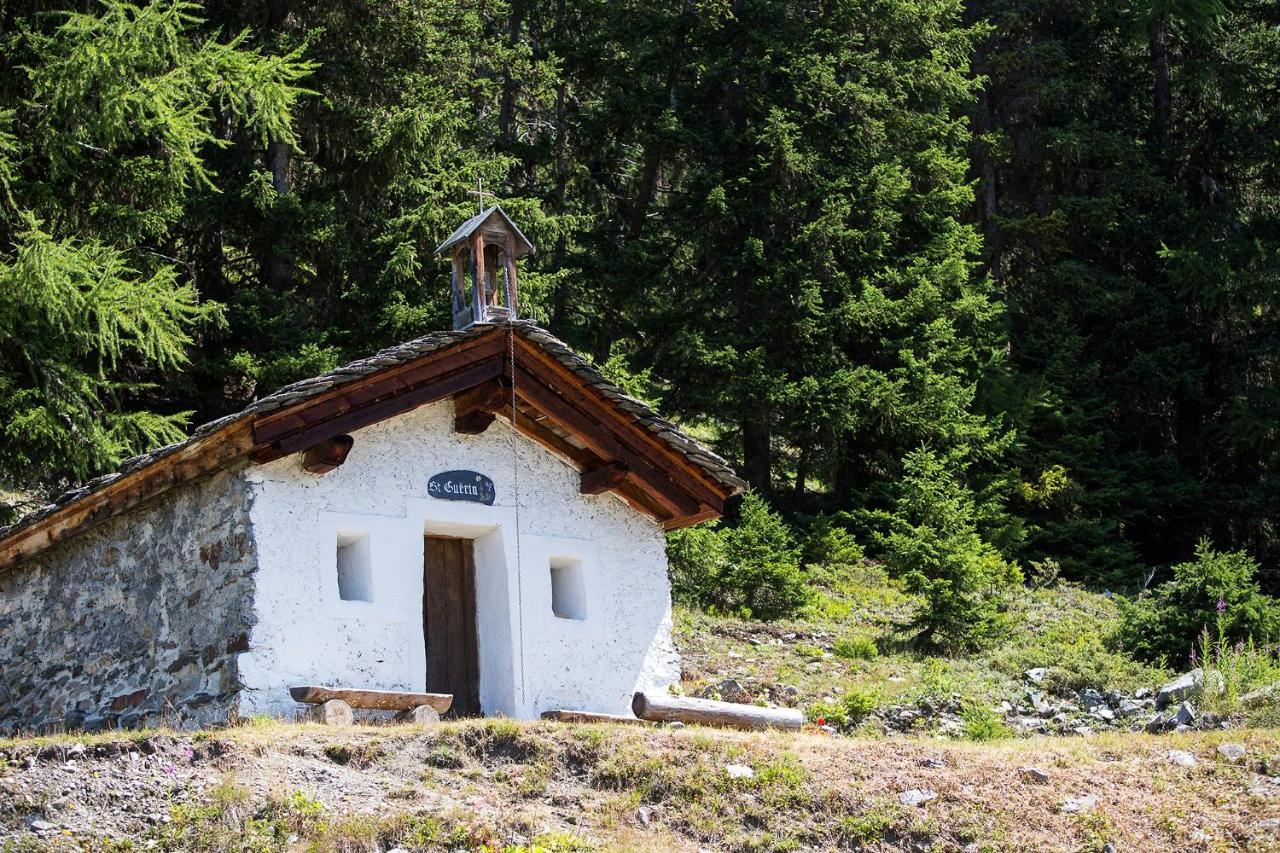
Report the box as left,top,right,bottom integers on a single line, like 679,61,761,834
0,466,258,733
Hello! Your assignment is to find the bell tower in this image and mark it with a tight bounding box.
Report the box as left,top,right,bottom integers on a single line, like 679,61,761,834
435,203,535,330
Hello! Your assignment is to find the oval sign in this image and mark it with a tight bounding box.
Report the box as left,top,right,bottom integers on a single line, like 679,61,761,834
428,470,495,505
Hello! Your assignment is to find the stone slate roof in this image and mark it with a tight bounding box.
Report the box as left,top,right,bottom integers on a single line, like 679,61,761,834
0,321,744,545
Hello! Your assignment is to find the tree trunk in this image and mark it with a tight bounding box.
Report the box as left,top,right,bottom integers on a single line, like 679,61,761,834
263,0,294,294
1150,15,1171,148
741,410,772,494
499,1,525,142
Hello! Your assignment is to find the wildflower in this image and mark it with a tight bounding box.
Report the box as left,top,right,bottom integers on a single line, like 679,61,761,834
1216,597,1227,615
816,717,826,727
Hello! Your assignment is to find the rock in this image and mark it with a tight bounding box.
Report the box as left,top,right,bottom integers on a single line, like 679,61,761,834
1257,817,1280,831
1026,689,1050,714
1117,698,1146,718
725,764,755,780
1019,766,1050,784
635,805,652,826
667,721,685,729
1091,706,1115,722
1167,749,1198,768
1240,683,1280,709
1171,701,1197,727
1156,669,1224,709
698,678,752,704
899,789,937,807
1024,668,1049,684
1216,743,1246,764
1081,688,1105,709
1134,687,1152,699
1061,795,1097,814
28,820,57,833
1071,726,1094,737
918,757,947,769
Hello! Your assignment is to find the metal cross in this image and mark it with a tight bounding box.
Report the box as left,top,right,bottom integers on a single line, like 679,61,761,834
467,177,495,214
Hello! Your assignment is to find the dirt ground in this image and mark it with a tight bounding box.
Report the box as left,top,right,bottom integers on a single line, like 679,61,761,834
1,719,1278,851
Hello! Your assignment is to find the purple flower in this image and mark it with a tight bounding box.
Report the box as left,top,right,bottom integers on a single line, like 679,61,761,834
1216,597,1227,615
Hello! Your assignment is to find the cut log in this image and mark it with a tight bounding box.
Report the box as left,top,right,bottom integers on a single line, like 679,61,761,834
632,691,803,731
393,705,441,727
305,698,353,726
289,686,452,714
540,710,654,726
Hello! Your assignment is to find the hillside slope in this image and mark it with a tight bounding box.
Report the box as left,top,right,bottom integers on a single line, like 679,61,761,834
2,719,1279,851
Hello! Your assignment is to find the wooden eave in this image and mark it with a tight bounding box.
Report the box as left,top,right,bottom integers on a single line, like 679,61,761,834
0,326,737,574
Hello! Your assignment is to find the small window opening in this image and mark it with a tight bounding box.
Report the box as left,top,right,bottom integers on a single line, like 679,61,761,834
336,531,373,602
550,556,586,620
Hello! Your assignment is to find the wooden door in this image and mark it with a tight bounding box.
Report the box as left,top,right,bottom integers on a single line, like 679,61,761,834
423,536,480,716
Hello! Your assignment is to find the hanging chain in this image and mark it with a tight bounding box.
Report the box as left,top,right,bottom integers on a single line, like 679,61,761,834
508,326,528,709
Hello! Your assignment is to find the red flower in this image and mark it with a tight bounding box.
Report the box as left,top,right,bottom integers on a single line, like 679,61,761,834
816,717,826,727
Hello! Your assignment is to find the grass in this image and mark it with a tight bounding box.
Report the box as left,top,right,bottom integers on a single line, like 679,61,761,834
673,568,1175,733
3,718,1280,850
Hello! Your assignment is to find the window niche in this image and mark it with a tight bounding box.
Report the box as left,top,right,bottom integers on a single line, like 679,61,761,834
336,531,373,602
549,556,587,620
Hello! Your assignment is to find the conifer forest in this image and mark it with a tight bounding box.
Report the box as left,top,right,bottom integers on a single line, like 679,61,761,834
1,0,1279,650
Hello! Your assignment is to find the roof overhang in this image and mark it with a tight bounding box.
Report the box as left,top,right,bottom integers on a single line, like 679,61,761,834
0,324,743,575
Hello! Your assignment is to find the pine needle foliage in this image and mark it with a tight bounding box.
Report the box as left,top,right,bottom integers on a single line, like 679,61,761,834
0,0,313,510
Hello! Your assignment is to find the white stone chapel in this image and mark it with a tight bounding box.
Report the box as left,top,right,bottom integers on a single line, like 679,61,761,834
0,207,744,732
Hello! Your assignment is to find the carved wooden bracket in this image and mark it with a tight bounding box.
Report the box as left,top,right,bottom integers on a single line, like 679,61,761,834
580,462,630,495
302,435,354,474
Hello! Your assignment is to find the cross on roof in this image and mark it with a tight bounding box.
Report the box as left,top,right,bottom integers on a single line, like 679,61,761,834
466,177,495,214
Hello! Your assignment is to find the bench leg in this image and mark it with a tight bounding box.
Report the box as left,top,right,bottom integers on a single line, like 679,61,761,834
393,705,440,727
306,699,353,726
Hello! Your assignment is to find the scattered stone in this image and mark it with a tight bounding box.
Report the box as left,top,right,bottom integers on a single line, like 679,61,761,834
1071,726,1094,737
1081,688,1105,709
1257,817,1280,831
1024,668,1048,684
636,805,652,826
1216,743,1246,764
899,789,937,807
1061,795,1098,814
1117,699,1146,718
28,820,57,833
698,678,752,704
1156,669,1223,709
917,757,947,769
667,721,685,729
1171,701,1197,727
1091,706,1115,722
725,764,755,780
1134,687,1152,699
1240,684,1280,709
1018,766,1050,784
1167,749,1198,768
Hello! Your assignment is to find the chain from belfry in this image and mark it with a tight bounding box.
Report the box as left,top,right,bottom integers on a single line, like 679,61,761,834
508,326,528,709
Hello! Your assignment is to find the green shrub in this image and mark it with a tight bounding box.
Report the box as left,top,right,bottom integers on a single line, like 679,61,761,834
959,703,1012,741
666,492,810,620
799,514,865,569
832,634,878,660
841,688,879,721
876,449,1022,652
1118,540,1280,666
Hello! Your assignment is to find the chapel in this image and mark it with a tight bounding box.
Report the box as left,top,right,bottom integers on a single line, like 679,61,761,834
0,207,744,732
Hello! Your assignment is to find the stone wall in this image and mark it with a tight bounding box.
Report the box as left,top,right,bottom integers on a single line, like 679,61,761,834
0,465,257,733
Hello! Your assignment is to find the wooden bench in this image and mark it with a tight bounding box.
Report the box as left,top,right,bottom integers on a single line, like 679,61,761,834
290,686,453,726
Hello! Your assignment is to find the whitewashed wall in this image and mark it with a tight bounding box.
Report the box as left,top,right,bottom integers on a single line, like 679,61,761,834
238,399,679,718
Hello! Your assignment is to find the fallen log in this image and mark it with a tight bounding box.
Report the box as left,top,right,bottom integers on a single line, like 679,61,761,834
289,686,452,714
632,691,803,731
541,709,654,726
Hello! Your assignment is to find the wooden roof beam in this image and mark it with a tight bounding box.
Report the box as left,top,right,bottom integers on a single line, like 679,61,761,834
512,365,700,518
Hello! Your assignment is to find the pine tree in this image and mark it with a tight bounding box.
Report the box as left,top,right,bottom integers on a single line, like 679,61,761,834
0,0,311,514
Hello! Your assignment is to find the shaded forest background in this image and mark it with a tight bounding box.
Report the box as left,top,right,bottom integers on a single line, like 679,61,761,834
1,0,1278,601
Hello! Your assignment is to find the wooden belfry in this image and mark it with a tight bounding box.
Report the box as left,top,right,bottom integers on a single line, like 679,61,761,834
435,196,535,330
